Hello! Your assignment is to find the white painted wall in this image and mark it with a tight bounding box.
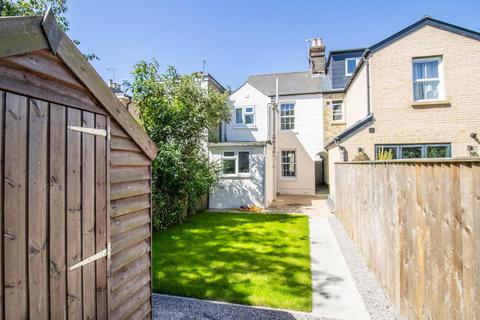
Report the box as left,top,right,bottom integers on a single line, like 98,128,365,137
276,94,324,195
226,83,271,142
209,145,266,209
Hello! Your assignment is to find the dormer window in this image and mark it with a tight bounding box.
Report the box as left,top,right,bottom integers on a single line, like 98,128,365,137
345,58,359,76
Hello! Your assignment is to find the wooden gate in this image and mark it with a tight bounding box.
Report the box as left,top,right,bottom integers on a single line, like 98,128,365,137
1,90,110,319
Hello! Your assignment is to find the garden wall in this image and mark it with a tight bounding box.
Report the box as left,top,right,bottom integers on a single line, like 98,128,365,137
335,159,480,320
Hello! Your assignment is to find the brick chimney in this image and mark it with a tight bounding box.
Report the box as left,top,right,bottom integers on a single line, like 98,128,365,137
309,38,325,74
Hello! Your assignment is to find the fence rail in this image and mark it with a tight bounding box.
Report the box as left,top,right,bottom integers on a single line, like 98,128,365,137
335,160,480,320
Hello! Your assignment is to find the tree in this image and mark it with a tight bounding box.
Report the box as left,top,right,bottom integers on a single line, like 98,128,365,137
130,61,230,229
0,0,98,60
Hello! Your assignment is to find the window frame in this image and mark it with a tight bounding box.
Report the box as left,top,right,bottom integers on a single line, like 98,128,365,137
345,57,359,76
331,100,344,122
221,150,251,176
280,149,297,179
412,56,443,102
280,102,295,131
234,106,255,126
375,143,451,160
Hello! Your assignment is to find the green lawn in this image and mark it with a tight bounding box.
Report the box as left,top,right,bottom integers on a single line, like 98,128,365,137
152,211,312,311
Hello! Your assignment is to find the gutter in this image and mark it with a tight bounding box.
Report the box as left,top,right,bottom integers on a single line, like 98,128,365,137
325,114,375,150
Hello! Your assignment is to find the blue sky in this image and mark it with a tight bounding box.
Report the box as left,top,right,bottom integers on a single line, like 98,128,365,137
66,0,479,91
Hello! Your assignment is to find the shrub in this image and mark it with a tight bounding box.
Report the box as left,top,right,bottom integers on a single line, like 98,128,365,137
130,62,230,229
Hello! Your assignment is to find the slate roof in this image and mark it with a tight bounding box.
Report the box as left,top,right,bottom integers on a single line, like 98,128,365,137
247,71,331,96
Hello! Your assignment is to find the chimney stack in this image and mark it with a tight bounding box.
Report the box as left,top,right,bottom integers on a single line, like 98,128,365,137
309,38,325,74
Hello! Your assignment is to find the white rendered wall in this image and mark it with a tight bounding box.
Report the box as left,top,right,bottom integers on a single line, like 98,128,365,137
276,94,324,195
226,83,271,142
209,145,265,209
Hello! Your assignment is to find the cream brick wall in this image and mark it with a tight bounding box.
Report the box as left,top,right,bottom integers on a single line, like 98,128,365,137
345,64,369,127
323,92,346,145
339,25,480,161
327,24,480,199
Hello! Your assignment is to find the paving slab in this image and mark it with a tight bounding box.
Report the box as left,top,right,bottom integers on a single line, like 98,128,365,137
309,215,370,320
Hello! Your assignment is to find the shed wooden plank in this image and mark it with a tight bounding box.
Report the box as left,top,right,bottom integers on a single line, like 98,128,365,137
110,284,150,320
111,136,142,152
27,98,49,319
127,299,151,320
111,209,151,236
111,240,150,274
66,108,83,318
111,150,151,167
4,92,28,319
0,92,3,320
110,254,150,292
111,194,151,218
0,63,105,115
110,121,129,138
49,104,67,319
81,111,96,320
111,166,151,184
95,114,108,319
55,34,157,159
0,16,49,58
111,224,150,255
111,268,151,309
2,50,84,89
111,180,151,200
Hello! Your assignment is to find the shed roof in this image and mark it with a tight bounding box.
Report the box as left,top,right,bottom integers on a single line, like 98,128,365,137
247,71,331,97
0,10,157,160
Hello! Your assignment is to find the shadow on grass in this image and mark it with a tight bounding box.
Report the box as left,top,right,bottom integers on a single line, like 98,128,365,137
152,212,312,311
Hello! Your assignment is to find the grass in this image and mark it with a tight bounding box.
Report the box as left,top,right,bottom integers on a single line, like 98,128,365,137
152,211,312,312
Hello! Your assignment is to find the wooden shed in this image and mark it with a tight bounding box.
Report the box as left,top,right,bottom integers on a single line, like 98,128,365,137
0,10,157,319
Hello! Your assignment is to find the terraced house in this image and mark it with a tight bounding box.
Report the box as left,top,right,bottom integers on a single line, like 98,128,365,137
209,16,480,209
326,16,480,200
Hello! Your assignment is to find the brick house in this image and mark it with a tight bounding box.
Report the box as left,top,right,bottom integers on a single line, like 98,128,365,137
325,17,480,199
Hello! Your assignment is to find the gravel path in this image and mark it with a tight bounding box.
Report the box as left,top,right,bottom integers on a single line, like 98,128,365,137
328,218,404,320
153,294,332,320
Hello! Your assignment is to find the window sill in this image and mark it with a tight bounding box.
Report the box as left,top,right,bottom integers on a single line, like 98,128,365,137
411,100,450,108
279,130,298,134
221,174,252,179
331,121,346,125
279,176,298,181
233,125,257,130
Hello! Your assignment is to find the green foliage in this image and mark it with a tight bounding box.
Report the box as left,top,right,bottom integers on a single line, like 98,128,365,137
0,0,98,61
130,61,230,230
152,212,312,311
377,147,394,160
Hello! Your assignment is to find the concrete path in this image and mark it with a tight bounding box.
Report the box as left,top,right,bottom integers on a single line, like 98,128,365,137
309,215,370,320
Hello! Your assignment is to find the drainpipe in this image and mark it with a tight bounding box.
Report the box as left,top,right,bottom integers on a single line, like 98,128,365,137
364,49,371,115
272,77,279,199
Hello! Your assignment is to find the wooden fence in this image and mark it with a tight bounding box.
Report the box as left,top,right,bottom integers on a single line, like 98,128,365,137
335,159,480,320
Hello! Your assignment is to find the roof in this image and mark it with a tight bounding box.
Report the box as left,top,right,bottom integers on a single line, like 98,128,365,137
325,114,375,150
0,10,157,160
342,17,480,93
209,141,268,148
202,73,226,93
247,71,331,96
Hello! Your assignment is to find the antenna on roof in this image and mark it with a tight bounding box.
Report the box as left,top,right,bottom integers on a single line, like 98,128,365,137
107,66,116,83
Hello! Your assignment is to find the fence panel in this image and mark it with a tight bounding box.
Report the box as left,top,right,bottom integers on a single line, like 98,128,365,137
335,159,480,320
